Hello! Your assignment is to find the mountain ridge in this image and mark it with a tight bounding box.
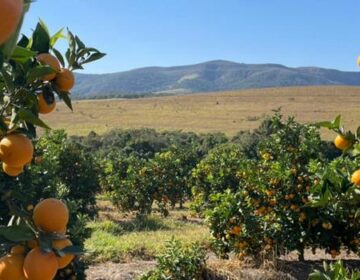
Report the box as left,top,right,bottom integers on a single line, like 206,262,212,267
72,60,360,99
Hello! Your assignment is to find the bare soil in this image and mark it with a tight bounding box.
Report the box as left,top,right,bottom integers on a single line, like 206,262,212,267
86,250,360,280
86,260,156,280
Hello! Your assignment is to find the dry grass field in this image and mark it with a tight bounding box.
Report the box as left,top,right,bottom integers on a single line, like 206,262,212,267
43,86,360,138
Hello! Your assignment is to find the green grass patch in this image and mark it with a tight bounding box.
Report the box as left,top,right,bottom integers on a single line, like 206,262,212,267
85,214,210,262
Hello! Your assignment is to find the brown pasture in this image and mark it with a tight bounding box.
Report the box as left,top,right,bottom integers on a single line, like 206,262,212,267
43,86,360,139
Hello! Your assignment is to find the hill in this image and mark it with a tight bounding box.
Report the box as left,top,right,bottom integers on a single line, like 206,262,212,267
44,86,360,138
73,60,360,99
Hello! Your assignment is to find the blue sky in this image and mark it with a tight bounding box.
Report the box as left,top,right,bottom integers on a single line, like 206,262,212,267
23,0,360,74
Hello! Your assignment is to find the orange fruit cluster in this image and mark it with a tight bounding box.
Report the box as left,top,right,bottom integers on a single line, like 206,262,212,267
0,134,34,176
334,134,360,187
36,53,75,115
334,134,360,188
0,199,75,280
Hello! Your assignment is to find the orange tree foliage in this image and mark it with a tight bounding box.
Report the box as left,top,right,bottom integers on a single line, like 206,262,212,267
195,113,359,260
0,1,104,279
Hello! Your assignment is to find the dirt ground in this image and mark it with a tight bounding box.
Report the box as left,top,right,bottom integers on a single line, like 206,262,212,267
86,250,360,280
86,260,156,280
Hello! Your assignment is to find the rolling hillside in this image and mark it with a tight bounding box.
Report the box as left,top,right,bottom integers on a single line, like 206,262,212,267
73,60,360,99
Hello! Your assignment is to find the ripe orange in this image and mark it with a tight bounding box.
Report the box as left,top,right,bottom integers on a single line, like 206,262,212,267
10,245,25,255
334,134,352,150
36,53,61,81
229,226,242,235
0,0,24,45
54,68,75,92
37,92,56,114
351,169,360,187
299,212,307,223
322,222,333,230
0,254,26,280
2,162,23,177
33,198,69,233
52,239,74,269
0,134,33,167
27,239,39,249
23,247,58,280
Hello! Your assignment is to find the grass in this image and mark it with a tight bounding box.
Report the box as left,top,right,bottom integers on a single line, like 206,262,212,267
84,200,210,263
42,86,360,139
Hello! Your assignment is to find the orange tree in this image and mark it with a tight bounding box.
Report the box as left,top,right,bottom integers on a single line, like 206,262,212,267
0,1,104,279
101,147,199,216
197,113,359,261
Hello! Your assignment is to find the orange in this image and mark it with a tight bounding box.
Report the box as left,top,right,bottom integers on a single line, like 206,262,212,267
322,222,332,230
54,68,75,92
229,226,242,235
33,198,69,233
23,247,58,280
351,169,360,187
52,239,74,269
2,162,23,177
334,134,352,151
0,133,33,167
37,92,56,114
10,245,25,255
299,212,307,223
0,254,26,280
0,0,23,45
36,53,61,81
26,239,39,249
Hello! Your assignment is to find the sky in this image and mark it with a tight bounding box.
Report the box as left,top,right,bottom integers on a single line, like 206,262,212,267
22,0,360,74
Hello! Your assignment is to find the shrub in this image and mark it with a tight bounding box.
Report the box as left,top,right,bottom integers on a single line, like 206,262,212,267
140,239,206,280
309,260,360,280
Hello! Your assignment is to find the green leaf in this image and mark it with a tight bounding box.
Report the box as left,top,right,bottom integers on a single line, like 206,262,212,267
61,245,84,255
11,46,37,63
80,52,106,65
314,121,333,129
17,35,30,48
31,21,50,53
0,225,35,242
57,92,73,111
351,143,360,157
27,66,55,83
0,69,15,93
315,115,342,131
67,29,76,53
50,28,65,47
52,48,65,67
39,232,53,253
75,35,85,49
16,108,50,129
333,115,342,129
